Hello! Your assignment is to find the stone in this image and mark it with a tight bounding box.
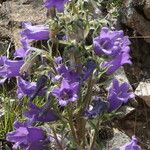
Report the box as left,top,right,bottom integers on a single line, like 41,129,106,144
105,128,130,150
121,0,150,43
135,80,150,107
144,0,150,19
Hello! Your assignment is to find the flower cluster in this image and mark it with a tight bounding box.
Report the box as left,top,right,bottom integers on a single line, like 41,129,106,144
0,0,142,150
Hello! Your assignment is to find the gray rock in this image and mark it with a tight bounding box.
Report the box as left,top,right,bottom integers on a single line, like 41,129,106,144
120,0,150,43
135,79,150,107
105,128,130,150
144,0,150,19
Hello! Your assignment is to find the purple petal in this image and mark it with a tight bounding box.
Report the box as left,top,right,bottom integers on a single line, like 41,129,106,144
17,77,36,99
21,22,49,40
44,0,69,12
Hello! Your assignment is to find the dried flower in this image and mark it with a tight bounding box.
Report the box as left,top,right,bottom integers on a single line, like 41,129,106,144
84,96,108,118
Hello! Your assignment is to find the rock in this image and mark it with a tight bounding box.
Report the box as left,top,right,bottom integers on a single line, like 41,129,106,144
114,67,131,84
135,80,150,107
105,128,130,150
144,0,150,19
118,106,135,118
120,0,150,43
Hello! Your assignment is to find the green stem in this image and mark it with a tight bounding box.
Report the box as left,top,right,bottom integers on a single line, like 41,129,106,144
52,128,64,150
67,107,78,145
89,118,101,150
80,75,93,113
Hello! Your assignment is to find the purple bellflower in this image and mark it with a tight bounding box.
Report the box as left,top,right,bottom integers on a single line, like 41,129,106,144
14,38,30,58
0,57,24,84
17,77,36,99
93,27,132,74
21,22,49,41
93,27,131,56
103,51,132,74
107,79,134,112
17,77,47,99
24,102,59,122
116,135,142,150
43,0,69,12
6,121,49,150
52,79,79,106
56,64,81,83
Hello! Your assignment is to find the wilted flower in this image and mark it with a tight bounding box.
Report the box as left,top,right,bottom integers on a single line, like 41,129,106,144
107,79,134,112
116,135,142,150
21,22,49,41
0,57,24,84
43,0,69,12
93,27,131,56
84,96,108,118
52,79,79,106
24,102,59,122
6,121,49,150
29,75,48,102
82,59,96,81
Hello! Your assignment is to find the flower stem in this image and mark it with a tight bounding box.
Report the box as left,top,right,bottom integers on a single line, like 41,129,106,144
67,106,79,145
52,127,64,150
89,118,100,150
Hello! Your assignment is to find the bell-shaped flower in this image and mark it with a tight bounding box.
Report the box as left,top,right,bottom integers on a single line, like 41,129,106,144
52,79,79,106
24,102,59,122
93,27,131,57
6,121,49,150
0,57,24,84
107,79,134,112
56,64,81,83
43,0,69,12
14,38,30,58
93,27,132,74
115,135,141,150
17,76,47,99
21,22,49,41
17,77,36,99
103,51,132,74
